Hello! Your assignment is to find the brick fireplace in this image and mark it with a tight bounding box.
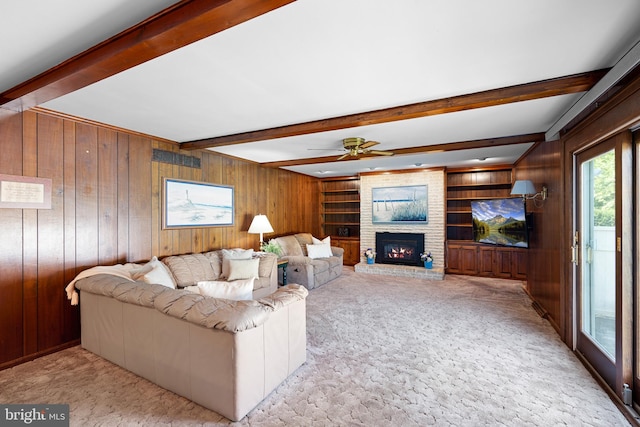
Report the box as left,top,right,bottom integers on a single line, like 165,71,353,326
356,170,445,280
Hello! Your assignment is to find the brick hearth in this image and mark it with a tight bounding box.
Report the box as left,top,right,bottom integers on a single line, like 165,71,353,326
354,262,444,280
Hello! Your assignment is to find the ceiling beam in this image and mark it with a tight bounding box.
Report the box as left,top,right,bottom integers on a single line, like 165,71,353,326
0,0,295,111
260,133,545,168
181,70,607,151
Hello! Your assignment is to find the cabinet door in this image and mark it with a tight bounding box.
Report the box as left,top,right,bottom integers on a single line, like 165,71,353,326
478,246,495,276
332,238,360,266
447,244,478,275
446,245,462,273
344,240,359,266
493,248,514,278
459,246,478,275
511,249,528,279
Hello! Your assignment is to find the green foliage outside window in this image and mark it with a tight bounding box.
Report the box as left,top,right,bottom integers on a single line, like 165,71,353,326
592,150,615,227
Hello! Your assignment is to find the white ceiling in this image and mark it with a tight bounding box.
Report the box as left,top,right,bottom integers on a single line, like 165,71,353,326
4,0,640,177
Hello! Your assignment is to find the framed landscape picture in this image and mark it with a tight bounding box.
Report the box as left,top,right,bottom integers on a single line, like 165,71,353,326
372,185,428,224
162,178,234,229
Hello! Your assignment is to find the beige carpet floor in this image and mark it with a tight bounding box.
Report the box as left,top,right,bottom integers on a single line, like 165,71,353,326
0,268,630,426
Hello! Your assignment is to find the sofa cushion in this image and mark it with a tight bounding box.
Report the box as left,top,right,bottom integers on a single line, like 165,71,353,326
326,255,343,270
294,233,314,256
309,258,331,273
162,253,219,287
227,258,259,281
221,248,254,278
257,253,276,278
274,235,304,257
203,251,223,278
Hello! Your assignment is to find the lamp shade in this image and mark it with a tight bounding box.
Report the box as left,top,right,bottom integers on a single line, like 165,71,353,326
511,180,537,196
248,214,274,235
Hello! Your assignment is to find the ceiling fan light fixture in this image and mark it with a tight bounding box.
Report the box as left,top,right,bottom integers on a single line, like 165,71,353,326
336,137,394,159
342,137,365,148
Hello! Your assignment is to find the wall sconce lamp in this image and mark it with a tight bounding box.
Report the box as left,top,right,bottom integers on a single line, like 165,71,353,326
248,214,274,244
511,180,548,201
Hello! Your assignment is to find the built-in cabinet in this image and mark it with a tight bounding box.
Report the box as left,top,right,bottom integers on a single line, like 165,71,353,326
321,177,360,265
445,167,527,279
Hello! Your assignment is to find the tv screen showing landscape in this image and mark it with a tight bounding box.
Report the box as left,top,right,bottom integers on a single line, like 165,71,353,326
470,198,529,248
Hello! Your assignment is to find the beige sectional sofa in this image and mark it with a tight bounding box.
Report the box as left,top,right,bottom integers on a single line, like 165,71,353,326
162,249,278,299
68,249,308,421
271,233,344,289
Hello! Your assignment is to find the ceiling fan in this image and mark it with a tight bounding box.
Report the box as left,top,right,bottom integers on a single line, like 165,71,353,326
336,137,395,160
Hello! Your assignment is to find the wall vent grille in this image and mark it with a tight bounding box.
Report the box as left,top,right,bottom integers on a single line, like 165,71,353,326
152,149,201,168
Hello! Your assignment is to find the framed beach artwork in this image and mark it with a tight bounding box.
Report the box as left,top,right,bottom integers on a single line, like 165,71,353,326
372,185,428,224
162,178,234,229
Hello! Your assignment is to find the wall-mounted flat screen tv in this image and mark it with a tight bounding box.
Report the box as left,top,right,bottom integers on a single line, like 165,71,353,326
470,198,529,248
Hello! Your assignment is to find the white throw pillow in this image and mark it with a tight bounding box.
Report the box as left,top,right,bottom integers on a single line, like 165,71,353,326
227,258,259,281
197,278,255,300
312,236,331,246
221,248,254,278
131,256,176,289
306,243,333,259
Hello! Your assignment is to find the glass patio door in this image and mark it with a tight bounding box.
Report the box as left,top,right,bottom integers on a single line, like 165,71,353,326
575,133,632,400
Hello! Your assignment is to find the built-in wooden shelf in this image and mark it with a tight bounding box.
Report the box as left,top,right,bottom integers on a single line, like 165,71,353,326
321,177,361,266
446,182,512,188
322,189,359,193
445,166,526,279
324,211,360,214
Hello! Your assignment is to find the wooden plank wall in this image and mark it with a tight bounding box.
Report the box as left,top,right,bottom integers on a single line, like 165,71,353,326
513,140,563,336
0,108,321,369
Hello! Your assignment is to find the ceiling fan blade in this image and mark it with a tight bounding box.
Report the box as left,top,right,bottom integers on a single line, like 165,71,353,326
336,152,351,160
368,150,395,156
359,140,379,149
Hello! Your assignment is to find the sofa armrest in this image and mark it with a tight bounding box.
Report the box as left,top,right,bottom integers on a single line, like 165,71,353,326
330,246,344,257
256,252,277,277
259,284,308,310
280,255,313,265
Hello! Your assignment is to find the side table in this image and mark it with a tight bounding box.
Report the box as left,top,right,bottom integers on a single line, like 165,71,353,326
277,259,288,286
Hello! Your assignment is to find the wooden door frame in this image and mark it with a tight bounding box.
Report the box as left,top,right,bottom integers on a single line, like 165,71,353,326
561,72,640,345
573,134,632,395
561,74,640,405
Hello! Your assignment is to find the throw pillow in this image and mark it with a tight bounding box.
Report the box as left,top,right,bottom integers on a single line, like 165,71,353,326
312,236,331,246
197,278,255,300
227,258,259,281
306,243,333,259
221,248,254,278
131,256,176,289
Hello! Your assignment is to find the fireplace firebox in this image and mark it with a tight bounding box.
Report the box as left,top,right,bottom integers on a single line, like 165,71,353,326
375,232,424,267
